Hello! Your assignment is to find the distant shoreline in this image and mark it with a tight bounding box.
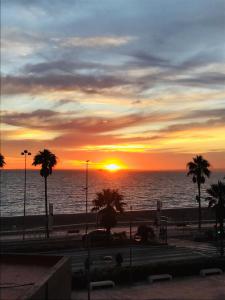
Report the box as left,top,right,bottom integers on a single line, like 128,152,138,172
0,207,215,231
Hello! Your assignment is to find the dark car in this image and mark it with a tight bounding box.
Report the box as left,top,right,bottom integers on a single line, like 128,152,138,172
82,229,111,246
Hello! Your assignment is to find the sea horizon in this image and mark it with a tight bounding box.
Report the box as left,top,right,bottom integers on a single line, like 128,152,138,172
1,169,224,217
2,168,225,172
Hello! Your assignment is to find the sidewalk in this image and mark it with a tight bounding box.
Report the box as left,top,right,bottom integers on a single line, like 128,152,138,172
72,274,225,300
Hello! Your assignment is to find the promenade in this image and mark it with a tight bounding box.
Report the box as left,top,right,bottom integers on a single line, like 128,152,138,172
0,207,215,233
73,274,225,300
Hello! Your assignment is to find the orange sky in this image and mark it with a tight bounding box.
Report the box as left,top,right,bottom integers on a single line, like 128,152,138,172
2,147,225,171
1,0,225,171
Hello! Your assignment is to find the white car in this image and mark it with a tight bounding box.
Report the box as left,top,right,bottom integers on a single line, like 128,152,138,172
103,256,113,263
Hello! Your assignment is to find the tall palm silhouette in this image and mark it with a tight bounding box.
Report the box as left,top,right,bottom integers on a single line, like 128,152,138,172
207,181,225,256
33,149,57,238
0,153,6,168
92,189,126,234
187,155,211,230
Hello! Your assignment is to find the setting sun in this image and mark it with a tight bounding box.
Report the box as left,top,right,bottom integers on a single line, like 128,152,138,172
104,163,121,172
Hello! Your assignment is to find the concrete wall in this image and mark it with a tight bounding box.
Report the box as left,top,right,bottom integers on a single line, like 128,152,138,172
23,256,71,300
1,207,215,230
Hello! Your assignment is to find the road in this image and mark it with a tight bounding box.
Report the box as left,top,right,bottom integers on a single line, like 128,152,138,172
41,244,215,271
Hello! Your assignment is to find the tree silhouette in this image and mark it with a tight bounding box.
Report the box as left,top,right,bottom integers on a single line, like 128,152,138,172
187,155,211,230
207,181,225,256
32,149,57,238
136,224,155,244
0,153,6,168
92,189,126,234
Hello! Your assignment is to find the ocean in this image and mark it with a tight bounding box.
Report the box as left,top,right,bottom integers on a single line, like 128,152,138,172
0,170,224,217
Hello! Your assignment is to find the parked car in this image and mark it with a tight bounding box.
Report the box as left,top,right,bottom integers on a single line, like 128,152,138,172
82,229,112,246
102,256,113,263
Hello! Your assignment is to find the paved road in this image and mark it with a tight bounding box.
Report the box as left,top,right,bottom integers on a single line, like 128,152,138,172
169,238,220,257
0,223,213,242
41,244,210,271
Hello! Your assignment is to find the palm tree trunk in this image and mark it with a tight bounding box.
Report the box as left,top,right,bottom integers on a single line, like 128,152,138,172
45,177,49,238
106,227,111,235
218,216,224,256
197,183,201,230
218,200,224,256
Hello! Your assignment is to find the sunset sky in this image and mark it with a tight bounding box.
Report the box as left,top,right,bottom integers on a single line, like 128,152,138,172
1,0,225,170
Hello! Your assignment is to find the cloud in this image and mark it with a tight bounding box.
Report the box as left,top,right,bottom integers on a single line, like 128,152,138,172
2,108,225,144
176,72,225,88
136,67,225,91
52,36,136,48
23,60,101,74
1,73,130,95
53,99,80,108
129,51,169,68
1,109,149,133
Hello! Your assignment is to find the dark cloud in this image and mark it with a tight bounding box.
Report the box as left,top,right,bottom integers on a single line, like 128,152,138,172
132,100,142,105
2,74,130,95
186,108,225,119
53,99,80,108
1,109,146,133
7,105,207,137
129,51,169,68
148,110,225,140
1,109,64,128
5,61,224,98
2,108,225,143
137,69,225,91
23,60,102,74
176,73,225,88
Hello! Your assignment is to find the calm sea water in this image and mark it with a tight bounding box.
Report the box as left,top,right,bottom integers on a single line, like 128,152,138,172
0,170,224,217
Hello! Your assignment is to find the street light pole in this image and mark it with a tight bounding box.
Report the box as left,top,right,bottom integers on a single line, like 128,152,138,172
21,150,31,240
85,160,89,236
84,160,91,300
129,205,133,284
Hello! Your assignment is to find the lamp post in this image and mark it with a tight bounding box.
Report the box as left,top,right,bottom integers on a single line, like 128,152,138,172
84,160,91,300
21,150,31,240
129,205,133,284
85,160,89,235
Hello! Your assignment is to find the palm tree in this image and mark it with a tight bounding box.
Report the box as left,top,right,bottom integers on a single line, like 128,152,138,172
0,153,6,168
207,181,225,256
187,155,211,230
92,189,126,234
32,149,57,238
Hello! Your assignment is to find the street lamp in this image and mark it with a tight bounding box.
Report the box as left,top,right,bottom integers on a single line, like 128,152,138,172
84,160,91,300
129,205,133,284
85,160,90,235
21,150,31,240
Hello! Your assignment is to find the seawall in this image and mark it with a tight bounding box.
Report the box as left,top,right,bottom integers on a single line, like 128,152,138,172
0,207,215,231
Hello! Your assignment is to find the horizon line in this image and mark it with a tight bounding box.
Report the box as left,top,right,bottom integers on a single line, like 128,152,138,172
2,168,225,172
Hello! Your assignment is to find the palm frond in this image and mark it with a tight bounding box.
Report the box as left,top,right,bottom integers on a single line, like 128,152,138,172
0,153,6,168
32,149,57,177
92,188,126,213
